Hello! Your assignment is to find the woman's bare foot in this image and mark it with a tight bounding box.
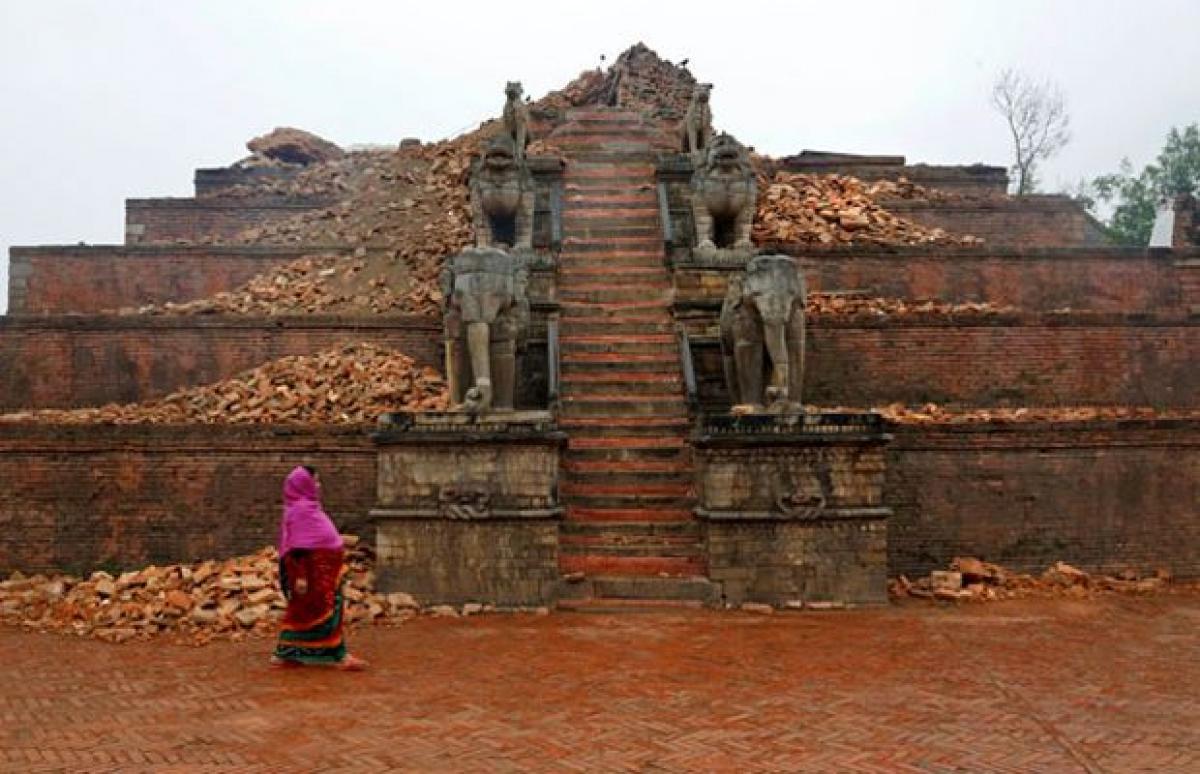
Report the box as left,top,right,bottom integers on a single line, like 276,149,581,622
337,654,368,672
269,655,301,669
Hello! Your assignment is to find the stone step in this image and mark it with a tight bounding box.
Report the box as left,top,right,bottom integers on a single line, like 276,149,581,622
564,446,690,464
554,305,673,323
556,598,704,612
563,184,655,196
561,378,680,397
559,300,672,316
559,576,718,606
563,193,657,206
560,332,674,345
567,434,686,450
561,479,692,497
556,272,669,285
558,287,671,304
561,236,661,250
561,367,679,382
563,470,693,487
564,164,653,177
561,226,661,239
562,457,692,474
559,356,679,374
560,520,700,538
559,339,676,356
558,541,702,559
560,149,656,161
558,554,705,578
557,251,663,266
558,417,690,437
566,506,694,523
559,399,687,419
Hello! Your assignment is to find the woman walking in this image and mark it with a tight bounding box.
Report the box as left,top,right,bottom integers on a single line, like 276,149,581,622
270,465,368,671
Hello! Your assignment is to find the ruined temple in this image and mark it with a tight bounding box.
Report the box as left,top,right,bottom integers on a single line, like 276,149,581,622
2,44,1197,608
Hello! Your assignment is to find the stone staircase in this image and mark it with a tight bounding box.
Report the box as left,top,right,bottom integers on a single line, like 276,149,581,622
550,109,714,609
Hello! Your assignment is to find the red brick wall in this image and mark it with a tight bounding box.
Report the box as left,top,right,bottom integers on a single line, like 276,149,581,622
8,245,336,314
0,425,378,574
887,420,1200,579
805,316,1199,407
1177,254,1200,313
124,196,332,244
888,196,1109,247
0,317,441,411
678,247,1184,315
685,315,1200,409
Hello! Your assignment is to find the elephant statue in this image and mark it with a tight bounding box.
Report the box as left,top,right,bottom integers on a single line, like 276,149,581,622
470,134,535,250
440,247,530,412
718,254,806,414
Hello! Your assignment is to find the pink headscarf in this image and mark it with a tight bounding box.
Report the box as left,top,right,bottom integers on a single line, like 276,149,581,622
278,466,344,557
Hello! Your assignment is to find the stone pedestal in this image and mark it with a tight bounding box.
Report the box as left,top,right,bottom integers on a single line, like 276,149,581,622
370,411,564,606
694,412,891,607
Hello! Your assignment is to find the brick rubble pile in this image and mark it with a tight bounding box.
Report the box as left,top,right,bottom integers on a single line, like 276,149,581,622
0,539,423,645
807,293,1012,318
753,172,984,247
0,344,447,426
869,403,1200,426
891,557,1181,602
123,252,441,317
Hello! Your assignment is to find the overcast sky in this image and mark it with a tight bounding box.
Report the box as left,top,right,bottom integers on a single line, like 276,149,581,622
2,0,1198,312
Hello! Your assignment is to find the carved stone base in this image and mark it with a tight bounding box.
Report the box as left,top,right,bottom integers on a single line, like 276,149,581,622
370,411,564,606
690,245,754,264
694,412,892,607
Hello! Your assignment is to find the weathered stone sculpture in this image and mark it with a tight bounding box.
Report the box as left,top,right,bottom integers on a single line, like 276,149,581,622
502,81,531,158
719,254,806,413
441,247,530,412
691,133,756,252
680,83,713,158
470,134,536,250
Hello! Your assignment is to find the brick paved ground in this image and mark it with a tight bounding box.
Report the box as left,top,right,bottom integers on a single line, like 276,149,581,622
1,595,1198,772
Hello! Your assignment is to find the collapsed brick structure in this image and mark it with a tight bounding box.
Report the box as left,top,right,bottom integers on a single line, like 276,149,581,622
2,44,1198,609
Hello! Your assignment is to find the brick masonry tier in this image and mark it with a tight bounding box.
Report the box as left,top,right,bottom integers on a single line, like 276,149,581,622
886,196,1109,248
886,419,1200,579
677,246,1197,317
7,244,349,315
0,424,377,575
682,313,1200,409
125,196,333,244
0,316,441,411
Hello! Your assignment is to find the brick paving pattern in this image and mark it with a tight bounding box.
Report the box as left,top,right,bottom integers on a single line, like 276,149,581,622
1,596,1198,772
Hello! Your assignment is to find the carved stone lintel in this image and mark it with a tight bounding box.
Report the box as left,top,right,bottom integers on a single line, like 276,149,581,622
437,484,492,520
775,492,826,520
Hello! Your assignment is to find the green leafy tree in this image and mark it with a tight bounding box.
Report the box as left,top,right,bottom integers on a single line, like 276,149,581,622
1092,124,1200,245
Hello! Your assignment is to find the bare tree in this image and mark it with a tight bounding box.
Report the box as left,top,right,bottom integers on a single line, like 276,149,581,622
991,69,1071,195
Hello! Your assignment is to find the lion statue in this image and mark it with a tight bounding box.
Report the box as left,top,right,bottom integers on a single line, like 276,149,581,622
470,134,535,250
680,83,713,158
691,133,756,251
502,81,530,159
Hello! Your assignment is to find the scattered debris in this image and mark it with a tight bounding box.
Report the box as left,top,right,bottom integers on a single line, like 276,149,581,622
753,172,984,247
864,404,1200,426
0,540,409,645
891,558,1182,602
0,344,447,425
806,293,1013,318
